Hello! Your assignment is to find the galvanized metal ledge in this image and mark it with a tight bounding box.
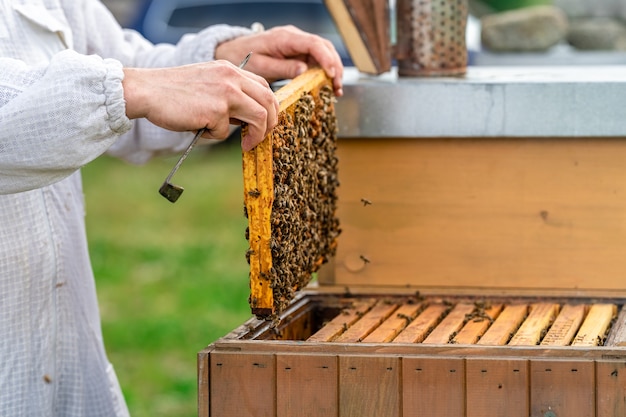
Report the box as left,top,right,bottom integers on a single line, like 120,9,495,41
336,66,626,138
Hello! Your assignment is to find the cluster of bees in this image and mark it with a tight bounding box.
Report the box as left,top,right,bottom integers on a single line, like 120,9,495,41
245,84,341,318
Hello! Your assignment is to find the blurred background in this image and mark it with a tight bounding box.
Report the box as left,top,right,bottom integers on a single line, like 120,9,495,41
102,0,350,62
92,1,626,417
101,0,138,26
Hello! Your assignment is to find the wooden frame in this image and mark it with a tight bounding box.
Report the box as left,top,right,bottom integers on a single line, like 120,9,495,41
243,68,339,318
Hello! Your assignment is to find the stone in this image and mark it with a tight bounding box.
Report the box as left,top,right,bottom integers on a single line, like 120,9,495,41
553,0,626,20
567,17,626,51
481,5,569,52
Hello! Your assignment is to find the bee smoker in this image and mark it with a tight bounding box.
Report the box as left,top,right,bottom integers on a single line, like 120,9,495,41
395,0,469,76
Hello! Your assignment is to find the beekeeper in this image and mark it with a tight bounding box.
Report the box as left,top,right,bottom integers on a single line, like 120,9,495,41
0,0,343,416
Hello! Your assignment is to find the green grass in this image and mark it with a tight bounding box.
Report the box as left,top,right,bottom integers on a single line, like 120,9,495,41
82,140,252,417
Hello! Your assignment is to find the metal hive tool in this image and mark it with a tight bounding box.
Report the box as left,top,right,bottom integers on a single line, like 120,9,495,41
159,52,252,202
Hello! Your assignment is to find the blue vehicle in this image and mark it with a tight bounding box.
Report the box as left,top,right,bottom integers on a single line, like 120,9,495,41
130,0,351,64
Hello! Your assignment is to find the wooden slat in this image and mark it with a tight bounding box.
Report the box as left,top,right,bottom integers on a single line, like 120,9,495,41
477,304,529,346
530,360,595,417
243,139,270,315
402,357,465,416
466,358,529,417
572,303,617,346
509,303,559,346
323,0,391,74
540,304,587,346
362,302,424,342
605,305,626,346
596,360,626,417
276,354,337,417
198,347,212,417
273,68,330,112
307,298,377,342
423,303,475,344
335,300,399,342
392,303,449,343
453,303,503,344
210,352,275,417
340,355,400,417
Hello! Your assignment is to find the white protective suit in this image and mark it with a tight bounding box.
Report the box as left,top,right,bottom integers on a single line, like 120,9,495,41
0,0,251,415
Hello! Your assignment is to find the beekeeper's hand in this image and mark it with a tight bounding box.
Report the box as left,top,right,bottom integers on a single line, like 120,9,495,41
122,60,279,151
215,25,344,97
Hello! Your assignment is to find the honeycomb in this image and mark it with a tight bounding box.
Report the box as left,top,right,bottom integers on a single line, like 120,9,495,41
243,69,341,321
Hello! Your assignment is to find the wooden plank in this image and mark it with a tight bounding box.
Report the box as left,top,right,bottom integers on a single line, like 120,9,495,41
509,303,559,346
340,355,400,417
605,305,626,346
242,138,268,315
273,68,330,112
210,352,275,417
596,360,626,417
530,359,595,417
197,346,212,417
572,303,617,346
276,354,338,417
362,302,424,342
453,303,503,345
392,303,449,343
373,0,391,71
466,358,529,417
213,334,626,358
477,304,528,346
323,0,391,74
540,304,587,346
335,300,399,342
402,357,465,416
333,138,626,294
307,298,377,342
423,303,475,344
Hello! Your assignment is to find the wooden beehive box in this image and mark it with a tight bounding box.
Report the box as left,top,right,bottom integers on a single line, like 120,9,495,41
198,69,626,417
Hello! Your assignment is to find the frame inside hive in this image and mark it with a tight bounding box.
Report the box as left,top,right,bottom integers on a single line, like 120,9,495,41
242,68,340,319
242,293,624,347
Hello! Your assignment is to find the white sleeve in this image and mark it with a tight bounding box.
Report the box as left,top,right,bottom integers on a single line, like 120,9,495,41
63,0,253,68
62,0,253,164
0,49,131,194
105,25,254,165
